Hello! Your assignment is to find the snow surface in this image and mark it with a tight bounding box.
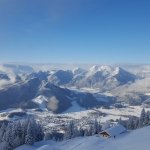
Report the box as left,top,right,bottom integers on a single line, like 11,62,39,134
16,126,150,150
0,108,24,121
1,106,149,126
63,106,150,122
145,93,150,96
64,101,85,113
32,95,48,111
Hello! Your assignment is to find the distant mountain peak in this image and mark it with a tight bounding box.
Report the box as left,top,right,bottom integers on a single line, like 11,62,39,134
100,65,113,71
73,67,86,75
89,65,99,72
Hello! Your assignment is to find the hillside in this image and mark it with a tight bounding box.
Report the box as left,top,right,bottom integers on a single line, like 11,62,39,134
16,126,150,150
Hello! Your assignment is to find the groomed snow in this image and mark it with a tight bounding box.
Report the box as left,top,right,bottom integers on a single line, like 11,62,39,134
16,126,150,150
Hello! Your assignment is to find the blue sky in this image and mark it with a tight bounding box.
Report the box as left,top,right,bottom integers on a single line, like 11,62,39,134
0,0,150,64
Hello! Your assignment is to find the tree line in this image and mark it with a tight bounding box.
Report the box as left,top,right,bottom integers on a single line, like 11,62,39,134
0,118,44,150
119,108,150,130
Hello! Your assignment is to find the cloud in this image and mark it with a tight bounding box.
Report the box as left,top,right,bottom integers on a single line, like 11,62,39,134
0,79,11,88
47,96,59,112
0,64,16,83
112,77,150,96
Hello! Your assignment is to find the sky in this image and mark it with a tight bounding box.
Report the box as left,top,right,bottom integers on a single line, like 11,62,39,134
0,0,150,64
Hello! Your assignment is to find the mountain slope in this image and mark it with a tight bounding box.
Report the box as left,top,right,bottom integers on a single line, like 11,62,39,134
0,78,109,113
0,78,41,110
16,126,150,150
48,70,73,85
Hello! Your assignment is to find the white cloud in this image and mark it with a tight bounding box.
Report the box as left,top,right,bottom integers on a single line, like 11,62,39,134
0,64,16,83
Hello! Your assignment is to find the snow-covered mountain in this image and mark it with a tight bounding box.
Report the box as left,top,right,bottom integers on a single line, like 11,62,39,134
47,65,137,90
16,125,150,150
0,64,150,113
0,64,34,88
70,65,137,90
48,70,73,85
0,77,113,113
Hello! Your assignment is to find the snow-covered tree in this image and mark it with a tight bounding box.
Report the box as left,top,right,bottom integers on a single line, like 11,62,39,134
93,119,101,134
2,123,14,150
84,128,91,136
139,108,146,128
0,141,10,150
134,118,139,129
102,121,111,131
118,117,123,125
127,117,135,130
64,121,76,139
20,119,29,144
44,132,52,141
78,127,84,137
0,123,6,142
25,121,35,145
13,136,21,148
144,111,150,126
0,117,44,149
35,123,44,142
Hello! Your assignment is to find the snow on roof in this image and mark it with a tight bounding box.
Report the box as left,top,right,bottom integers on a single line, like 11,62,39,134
101,124,126,137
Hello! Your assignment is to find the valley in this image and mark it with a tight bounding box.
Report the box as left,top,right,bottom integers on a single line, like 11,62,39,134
1,64,150,149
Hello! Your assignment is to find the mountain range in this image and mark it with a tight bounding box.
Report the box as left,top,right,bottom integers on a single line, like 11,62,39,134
0,64,150,113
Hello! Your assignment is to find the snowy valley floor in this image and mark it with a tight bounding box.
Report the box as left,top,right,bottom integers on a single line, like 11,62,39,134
16,126,150,150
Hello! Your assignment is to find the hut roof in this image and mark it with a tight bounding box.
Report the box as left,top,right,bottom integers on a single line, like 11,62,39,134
100,124,126,137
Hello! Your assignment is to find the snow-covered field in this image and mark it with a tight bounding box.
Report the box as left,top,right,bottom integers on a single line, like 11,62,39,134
1,105,150,128
0,108,25,121
16,125,150,150
64,105,150,122
30,105,150,132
